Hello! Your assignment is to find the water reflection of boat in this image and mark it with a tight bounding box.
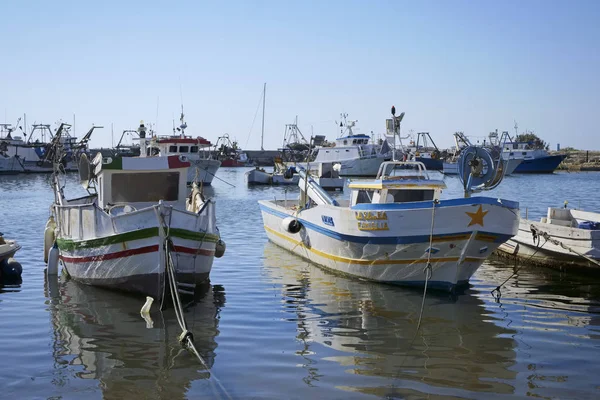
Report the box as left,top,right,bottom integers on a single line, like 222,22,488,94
46,277,225,398
262,242,517,397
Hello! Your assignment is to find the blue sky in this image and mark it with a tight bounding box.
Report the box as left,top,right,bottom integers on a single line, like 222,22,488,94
1,0,599,150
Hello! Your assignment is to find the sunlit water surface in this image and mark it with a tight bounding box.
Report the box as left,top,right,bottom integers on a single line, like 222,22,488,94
1,170,600,399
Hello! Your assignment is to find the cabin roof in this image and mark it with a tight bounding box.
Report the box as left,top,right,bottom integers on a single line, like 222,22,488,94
155,137,211,145
348,177,446,190
336,134,370,140
94,154,190,174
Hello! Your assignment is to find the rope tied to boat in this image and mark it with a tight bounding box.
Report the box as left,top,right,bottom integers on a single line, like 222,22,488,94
530,225,600,268
491,225,550,302
164,237,231,399
415,198,438,332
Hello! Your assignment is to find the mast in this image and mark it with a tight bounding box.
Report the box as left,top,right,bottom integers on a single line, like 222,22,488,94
261,82,266,151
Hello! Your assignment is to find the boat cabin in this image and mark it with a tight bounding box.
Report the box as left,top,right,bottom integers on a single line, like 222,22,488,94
502,142,549,160
348,162,445,207
92,152,190,211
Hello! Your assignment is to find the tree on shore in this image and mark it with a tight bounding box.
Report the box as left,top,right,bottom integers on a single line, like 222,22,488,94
515,132,549,150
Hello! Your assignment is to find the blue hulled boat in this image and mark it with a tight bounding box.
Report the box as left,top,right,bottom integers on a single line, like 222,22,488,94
502,141,566,173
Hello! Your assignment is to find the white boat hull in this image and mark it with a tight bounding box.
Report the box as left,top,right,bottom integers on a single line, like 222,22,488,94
497,211,600,269
54,201,218,299
246,168,300,185
259,197,519,291
186,158,220,185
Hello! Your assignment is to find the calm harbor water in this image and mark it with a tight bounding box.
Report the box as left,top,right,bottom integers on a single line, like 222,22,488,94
2,169,600,399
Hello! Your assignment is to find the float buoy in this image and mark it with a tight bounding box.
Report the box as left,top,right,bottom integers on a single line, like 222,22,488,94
215,239,226,258
44,215,56,263
282,217,302,234
0,258,22,285
47,243,59,275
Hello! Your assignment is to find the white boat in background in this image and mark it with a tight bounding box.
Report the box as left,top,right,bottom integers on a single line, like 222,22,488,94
246,165,300,186
47,130,224,300
247,160,345,190
259,160,519,291
312,114,391,177
0,120,93,173
497,206,600,269
143,111,221,185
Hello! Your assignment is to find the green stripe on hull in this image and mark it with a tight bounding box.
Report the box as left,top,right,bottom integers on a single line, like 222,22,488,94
57,227,219,251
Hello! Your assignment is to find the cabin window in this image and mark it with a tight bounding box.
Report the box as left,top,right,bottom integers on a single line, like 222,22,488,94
389,189,434,203
513,144,518,149
346,149,350,152
190,146,198,153
111,172,180,202
356,190,374,204
343,140,348,145
179,146,189,153
509,152,514,156
522,152,527,156
352,139,357,144
169,145,177,153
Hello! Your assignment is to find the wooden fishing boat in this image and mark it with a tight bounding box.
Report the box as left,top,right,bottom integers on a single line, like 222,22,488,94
46,133,224,300
497,206,600,269
259,161,519,291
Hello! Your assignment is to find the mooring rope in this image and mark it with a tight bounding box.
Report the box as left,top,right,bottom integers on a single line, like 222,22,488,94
491,228,549,302
164,238,231,399
415,199,438,332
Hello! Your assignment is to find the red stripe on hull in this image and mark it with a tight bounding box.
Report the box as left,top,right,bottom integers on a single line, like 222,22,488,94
60,245,214,263
60,245,159,263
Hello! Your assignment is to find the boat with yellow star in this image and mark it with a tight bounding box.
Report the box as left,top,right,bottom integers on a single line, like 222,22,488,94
258,160,519,291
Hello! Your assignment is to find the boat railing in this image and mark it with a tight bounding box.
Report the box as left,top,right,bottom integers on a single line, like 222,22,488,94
376,161,430,180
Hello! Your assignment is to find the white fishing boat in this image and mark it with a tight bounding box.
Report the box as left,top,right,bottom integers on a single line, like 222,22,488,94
497,206,600,268
0,233,20,263
246,165,300,185
0,120,91,173
144,110,220,185
46,128,224,300
247,159,344,190
312,114,392,177
259,156,519,291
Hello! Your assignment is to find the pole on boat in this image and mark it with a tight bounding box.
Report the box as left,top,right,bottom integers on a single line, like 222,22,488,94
261,83,266,151
391,106,396,161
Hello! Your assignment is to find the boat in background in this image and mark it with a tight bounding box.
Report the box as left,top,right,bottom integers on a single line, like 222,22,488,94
443,131,522,175
0,119,95,173
47,127,224,300
405,132,444,171
214,134,250,167
311,114,392,176
497,206,600,269
143,109,220,185
501,125,566,173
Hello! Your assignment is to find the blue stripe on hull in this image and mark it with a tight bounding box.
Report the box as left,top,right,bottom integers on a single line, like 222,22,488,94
513,154,566,173
259,202,514,245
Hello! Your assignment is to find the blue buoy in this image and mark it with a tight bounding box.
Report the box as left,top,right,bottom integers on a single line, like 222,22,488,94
0,258,23,285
